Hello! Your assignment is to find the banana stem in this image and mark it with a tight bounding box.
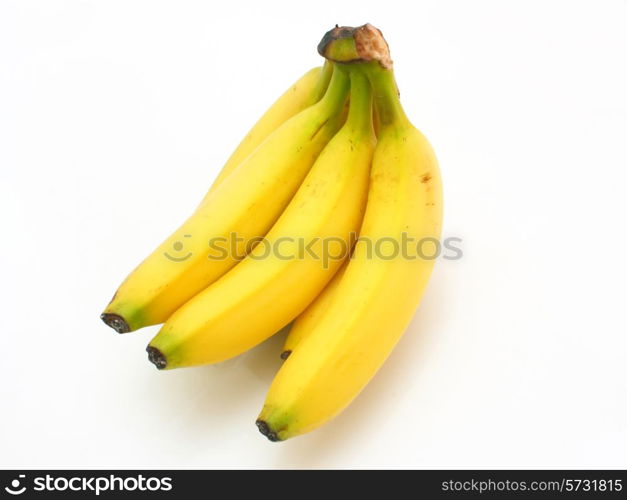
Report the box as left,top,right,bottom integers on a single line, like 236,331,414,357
311,60,334,103
344,68,373,135
365,63,410,130
318,63,350,111
316,24,408,131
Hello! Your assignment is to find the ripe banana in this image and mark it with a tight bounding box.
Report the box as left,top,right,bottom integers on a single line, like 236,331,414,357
208,62,333,193
256,33,443,440
146,67,376,369
101,66,349,333
280,262,347,360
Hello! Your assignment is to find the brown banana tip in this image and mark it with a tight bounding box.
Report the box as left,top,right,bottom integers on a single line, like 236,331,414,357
280,350,292,360
318,23,392,69
100,313,130,334
317,25,357,57
146,345,167,370
256,420,281,442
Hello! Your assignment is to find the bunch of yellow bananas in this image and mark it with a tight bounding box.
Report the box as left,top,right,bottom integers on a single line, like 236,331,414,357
101,23,443,441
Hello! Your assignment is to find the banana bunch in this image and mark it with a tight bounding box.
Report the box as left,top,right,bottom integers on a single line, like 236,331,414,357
102,23,443,441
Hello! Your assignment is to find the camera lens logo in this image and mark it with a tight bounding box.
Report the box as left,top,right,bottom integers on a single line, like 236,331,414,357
4,475,26,495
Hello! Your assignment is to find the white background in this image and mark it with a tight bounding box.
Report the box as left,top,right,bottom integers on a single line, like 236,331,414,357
1,0,626,469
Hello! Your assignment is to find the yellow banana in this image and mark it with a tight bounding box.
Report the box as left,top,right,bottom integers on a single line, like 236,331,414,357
146,67,376,369
101,67,349,333
208,62,333,193
256,28,443,441
280,262,347,360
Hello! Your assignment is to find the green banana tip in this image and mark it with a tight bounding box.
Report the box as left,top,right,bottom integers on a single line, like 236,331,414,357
255,419,282,442
317,23,392,70
146,345,167,370
100,313,131,334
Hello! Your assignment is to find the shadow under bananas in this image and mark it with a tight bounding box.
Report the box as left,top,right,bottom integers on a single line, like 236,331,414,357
136,325,290,460
271,268,450,468
131,266,446,466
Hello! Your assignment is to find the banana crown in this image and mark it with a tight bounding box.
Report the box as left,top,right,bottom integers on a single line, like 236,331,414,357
318,23,392,69
318,24,411,132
